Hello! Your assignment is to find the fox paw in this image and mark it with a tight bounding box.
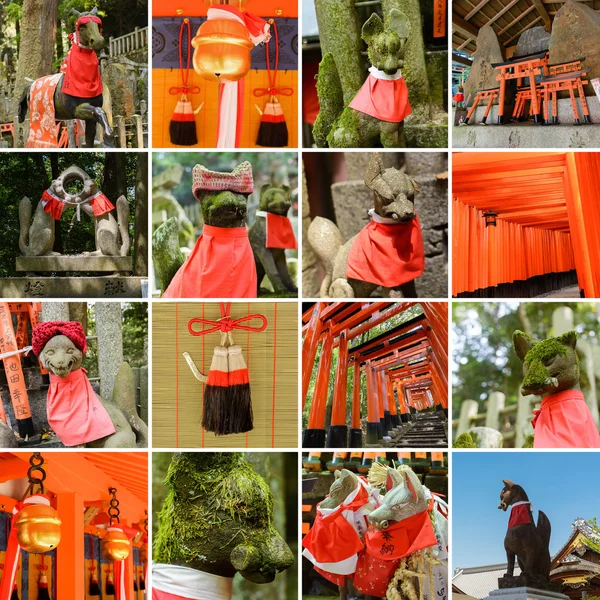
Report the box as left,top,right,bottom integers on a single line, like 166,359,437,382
329,278,355,298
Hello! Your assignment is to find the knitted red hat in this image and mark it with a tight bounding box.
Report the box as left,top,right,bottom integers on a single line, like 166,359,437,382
192,161,254,199
32,321,88,356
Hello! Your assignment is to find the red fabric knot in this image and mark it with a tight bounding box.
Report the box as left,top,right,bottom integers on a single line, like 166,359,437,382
189,302,267,337
531,409,541,429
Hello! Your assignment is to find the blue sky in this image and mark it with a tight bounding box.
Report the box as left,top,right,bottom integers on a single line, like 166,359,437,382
452,452,600,568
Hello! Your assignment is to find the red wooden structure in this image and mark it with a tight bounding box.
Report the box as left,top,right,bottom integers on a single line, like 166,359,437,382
302,302,448,448
453,152,600,298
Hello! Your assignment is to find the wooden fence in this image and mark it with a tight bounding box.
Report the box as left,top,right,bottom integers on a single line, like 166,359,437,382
109,27,148,58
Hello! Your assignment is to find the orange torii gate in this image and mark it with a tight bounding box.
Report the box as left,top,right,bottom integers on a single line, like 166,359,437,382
302,302,448,448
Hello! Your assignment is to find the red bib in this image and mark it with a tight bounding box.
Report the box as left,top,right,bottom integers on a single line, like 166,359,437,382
349,69,412,123
153,592,190,600
162,224,257,299
47,368,116,446
347,216,425,288
353,507,437,598
302,485,369,564
531,389,600,448
508,504,532,529
41,189,114,220
257,212,297,249
61,35,103,98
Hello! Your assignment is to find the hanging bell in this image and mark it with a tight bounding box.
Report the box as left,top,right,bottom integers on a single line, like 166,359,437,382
15,498,62,554
102,526,131,561
139,543,148,564
192,18,253,82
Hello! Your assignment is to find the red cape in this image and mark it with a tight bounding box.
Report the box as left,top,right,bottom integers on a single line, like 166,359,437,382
302,485,369,564
349,71,412,123
260,212,297,249
346,216,425,288
353,507,437,597
532,389,600,448
61,36,103,98
162,224,257,299
47,368,116,446
508,504,532,529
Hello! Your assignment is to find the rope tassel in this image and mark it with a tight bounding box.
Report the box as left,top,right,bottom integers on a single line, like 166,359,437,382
201,346,231,435
227,345,253,434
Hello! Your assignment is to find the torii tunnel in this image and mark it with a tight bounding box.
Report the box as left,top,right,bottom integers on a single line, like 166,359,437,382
453,152,600,298
302,302,449,448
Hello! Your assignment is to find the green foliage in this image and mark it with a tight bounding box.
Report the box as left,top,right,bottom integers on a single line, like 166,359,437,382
0,153,139,278
452,302,600,418
522,434,534,449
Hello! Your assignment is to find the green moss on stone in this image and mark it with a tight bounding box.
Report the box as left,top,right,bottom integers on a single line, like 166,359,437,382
453,432,476,448
425,50,447,112
522,337,569,388
313,53,344,148
152,217,185,294
405,121,448,148
198,191,248,228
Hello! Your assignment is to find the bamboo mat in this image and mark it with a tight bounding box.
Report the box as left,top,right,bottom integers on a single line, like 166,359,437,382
152,302,298,448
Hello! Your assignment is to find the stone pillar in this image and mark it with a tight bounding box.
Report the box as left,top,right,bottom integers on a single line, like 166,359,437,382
457,399,478,436
381,0,431,122
314,0,365,103
515,390,533,449
69,303,88,332
301,166,319,297
140,365,148,423
95,302,124,400
552,306,574,333
485,391,505,431
41,302,69,322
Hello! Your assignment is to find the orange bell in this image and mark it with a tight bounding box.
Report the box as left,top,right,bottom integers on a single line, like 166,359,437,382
102,526,131,561
192,19,253,82
15,503,62,554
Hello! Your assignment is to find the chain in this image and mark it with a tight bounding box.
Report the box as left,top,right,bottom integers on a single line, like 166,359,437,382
144,510,148,534
26,452,46,495
108,487,120,524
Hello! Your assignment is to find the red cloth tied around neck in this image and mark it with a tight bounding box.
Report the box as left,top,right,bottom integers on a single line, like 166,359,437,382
346,216,425,288
349,72,412,123
353,505,437,597
41,189,65,220
89,191,115,216
162,225,257,299
61,33,103,98
302,484,369,564
0,495,51,600
153,591,191,600
260,213,297,249
508,504,532,529
531,389,600,448
47,368,116,446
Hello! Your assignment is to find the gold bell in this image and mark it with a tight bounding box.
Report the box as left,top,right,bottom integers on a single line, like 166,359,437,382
102,527,131,561
15,504,62,554
192,19,253,82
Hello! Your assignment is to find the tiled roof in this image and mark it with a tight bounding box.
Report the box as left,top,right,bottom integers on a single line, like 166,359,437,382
452,564,521,600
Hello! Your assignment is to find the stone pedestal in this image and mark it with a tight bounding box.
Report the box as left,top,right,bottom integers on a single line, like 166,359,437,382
0,277,145,298
16,255,133,272
485,587,568,600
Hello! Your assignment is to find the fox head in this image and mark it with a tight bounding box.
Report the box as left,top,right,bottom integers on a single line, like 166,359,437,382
320,468,358,509
362,9,411,75
364,153,419,223
513,330,580,397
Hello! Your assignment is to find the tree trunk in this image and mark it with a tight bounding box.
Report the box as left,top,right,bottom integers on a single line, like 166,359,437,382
49,153,64,253
103,152,127,202
56,18,64,63
134,152,148,276
11,0,59,115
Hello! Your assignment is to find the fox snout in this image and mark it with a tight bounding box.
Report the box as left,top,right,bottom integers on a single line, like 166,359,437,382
381,198,415,222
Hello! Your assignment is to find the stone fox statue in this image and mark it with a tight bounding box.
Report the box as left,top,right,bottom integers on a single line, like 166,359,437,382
19,165,129,259
313,9,411,148
153,453,294,600
249,177,298,295
498,480,551,583
308,153,424,298
513,329,600,448
32,321,148,448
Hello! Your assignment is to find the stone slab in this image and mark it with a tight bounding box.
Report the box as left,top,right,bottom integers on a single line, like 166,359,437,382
486,587,569,600
16,255,133,272
453,121,600,148
0,277,145,298
460,96,600,126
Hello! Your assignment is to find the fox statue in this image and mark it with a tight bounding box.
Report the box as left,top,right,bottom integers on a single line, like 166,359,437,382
513,329,600,448
308,153,424,298
313,8,411,148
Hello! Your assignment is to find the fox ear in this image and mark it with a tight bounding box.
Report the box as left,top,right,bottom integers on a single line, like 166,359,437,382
365,153,384,189
513,330,536,362
334,470,341,480
388,9,411,39
502,479,514,489
385,468,403,492
557,330,577,350
362,12,384,44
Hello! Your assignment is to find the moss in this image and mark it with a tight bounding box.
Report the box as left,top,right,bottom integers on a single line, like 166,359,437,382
313,52,344,148
425,49,447,112
197,191,248,228
453,432,476,448
522,337,569,387
154,453,291,578
152,217,184,293
523,435,535,448
404,121,448,148
327,107,365,148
